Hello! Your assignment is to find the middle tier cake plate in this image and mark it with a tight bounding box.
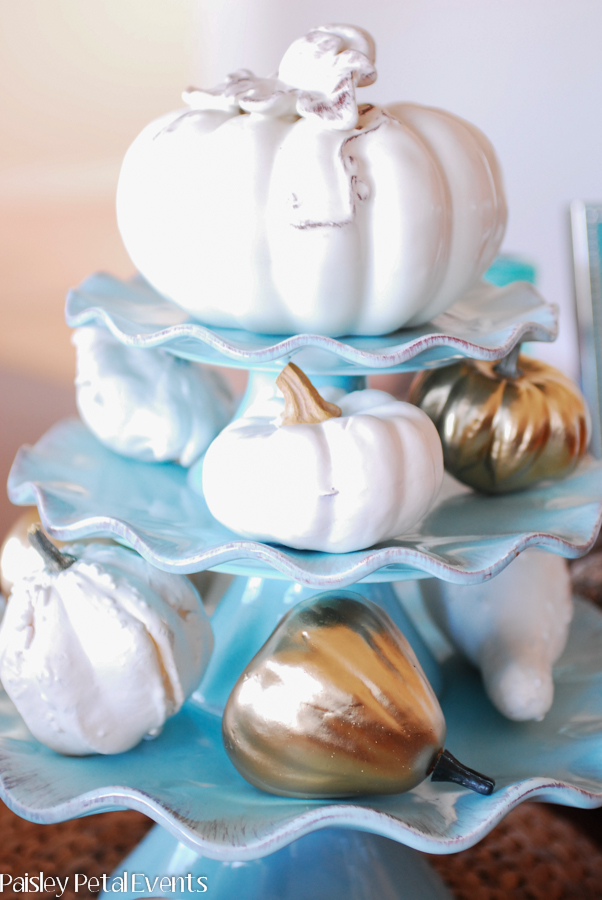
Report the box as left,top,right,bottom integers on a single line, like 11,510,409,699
65,271,557,373
10,268,602,587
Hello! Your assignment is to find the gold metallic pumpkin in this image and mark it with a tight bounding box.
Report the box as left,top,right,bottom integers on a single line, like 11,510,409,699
222,591,447,798
408,352,590,494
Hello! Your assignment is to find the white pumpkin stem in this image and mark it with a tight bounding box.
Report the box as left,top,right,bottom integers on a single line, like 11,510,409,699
28,524,76,573
276,363,342,426
493,343,522,380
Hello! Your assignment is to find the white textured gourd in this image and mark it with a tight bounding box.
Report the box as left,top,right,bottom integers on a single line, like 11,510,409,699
116,24,507,337
0,540,214,755
201,375,444,554
421,550,573,721
74,326,233,466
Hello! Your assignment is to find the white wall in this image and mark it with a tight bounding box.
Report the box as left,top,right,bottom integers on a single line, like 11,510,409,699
2,1,600,379
196,0,602,379
0,0,198,195
0,1,199,382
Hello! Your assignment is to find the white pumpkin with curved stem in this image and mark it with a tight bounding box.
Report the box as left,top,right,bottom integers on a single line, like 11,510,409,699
0,534,214,755
116,24,507,337
200,365,444,553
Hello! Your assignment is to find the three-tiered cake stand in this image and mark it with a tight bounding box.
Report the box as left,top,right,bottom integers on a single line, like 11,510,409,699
5,270,602,899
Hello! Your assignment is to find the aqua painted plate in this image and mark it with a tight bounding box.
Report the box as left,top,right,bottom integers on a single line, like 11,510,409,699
8,419,602,586
65,273,558,374
0,597,601,860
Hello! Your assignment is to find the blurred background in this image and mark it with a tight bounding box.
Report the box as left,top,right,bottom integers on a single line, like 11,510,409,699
1,0,602,523
1,3,602,886
2,0,602,385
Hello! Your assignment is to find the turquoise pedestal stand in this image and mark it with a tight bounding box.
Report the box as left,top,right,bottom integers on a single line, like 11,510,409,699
9,269,593,900
110,825,451,900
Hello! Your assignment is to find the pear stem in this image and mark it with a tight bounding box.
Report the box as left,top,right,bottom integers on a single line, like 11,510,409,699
276,363,342,426
28,524,76,573
430,749,495,795
493,343,522,380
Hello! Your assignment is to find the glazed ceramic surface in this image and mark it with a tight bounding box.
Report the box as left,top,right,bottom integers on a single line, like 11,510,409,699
0,542,213,756
194,579,443,712
410,354,590,493
109,825,454,900
116,25,507,336
73,327,233,466
202,385,443,553
65,273,557,374
8,419,602,586
0,597,601,861
222,591,446,798
421,550,573,722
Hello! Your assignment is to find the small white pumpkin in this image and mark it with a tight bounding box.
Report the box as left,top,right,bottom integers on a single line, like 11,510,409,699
420,549,573,721
0,529,214,755
73,326,234,466
116,24,506,336
200,364,443,553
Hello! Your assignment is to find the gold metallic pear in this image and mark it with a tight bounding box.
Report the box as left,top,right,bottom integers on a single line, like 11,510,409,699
408,347,589,494
222,592,494,799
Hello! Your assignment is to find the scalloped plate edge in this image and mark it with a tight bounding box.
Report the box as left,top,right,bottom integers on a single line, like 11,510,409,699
10,471,602,587
65,276,559,370
65,304,558,369
0,772,598,861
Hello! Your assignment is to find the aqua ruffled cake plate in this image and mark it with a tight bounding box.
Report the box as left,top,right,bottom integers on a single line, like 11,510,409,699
1,588,602,900
4,273,602,899
65,272,556,373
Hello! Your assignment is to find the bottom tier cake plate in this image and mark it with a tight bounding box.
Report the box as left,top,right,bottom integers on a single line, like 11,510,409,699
6,373,602,897
8,417,602,586
0,578,602,899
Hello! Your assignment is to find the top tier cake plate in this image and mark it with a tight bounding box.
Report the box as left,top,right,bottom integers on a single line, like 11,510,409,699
5,273,602,900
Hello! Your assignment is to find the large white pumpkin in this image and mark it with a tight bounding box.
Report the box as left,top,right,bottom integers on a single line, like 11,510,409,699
117,25,507,337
